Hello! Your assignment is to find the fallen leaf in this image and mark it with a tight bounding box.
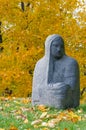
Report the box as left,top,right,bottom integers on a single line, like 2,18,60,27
40,112,47,119
9,126,18,130
68,111,81,122
5,103,10,107
22,98,31,104
41,122,48,127
12,97,16,100
24,119,28,124
0,107,3,111
64,128,68,130
46,114,51,118
31,119,42,125
77,109,83,113
47,121,55,128
84,114,86,118
15,110,22,115
33,125,39,128
48,119,58,124
21,107,29,112
71,116,81,123
0,97,7,101
42,128,49,130
0,128,5,130
37,105,47,112
16,114,27,120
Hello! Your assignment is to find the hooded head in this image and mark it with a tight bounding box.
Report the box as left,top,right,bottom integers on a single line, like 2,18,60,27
44,34,65,83
44,34,65,59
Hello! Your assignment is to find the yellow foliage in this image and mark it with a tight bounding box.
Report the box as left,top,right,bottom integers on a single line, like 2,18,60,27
0,0,85,100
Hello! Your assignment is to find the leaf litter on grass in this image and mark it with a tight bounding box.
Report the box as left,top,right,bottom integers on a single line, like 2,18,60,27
31,107,82,128
0,97,86,130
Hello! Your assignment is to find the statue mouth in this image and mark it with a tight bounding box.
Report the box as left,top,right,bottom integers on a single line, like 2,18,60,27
57,53,62,56
56,52,63,57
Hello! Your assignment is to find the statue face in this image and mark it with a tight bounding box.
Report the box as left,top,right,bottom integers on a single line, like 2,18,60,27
51,39,64,59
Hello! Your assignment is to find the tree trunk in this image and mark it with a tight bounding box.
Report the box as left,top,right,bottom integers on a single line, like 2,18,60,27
0,22,2,43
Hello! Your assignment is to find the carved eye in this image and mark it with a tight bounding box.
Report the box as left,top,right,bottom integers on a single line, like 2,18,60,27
52,43,59,47
54,44,59,47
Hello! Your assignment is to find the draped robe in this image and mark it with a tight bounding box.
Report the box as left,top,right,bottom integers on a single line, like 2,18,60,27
32,34,80,109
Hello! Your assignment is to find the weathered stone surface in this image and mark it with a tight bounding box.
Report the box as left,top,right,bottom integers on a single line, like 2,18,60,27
32,34,80,109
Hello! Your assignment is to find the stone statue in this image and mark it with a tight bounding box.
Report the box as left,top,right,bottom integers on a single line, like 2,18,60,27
32,34,80,109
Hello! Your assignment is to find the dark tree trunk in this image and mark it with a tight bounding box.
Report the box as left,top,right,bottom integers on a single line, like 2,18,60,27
0,21,2,43
21,2,25,11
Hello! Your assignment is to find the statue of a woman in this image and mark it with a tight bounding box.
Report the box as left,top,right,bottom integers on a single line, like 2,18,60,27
32,34,80,109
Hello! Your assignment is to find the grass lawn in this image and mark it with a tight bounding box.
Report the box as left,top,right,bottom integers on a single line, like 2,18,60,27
0,97,86,130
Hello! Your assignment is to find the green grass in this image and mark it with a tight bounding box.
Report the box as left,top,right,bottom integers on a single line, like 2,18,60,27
0,97,86,130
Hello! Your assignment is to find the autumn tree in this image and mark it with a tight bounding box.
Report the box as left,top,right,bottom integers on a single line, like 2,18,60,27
0,0,86,100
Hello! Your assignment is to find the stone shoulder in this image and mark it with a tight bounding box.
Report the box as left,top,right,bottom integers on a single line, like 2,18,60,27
65,56,79,66
35,57,44,67
34,57,45,73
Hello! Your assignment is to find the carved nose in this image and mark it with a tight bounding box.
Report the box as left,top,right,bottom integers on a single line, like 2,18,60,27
58,49,61,52
57,48,61,52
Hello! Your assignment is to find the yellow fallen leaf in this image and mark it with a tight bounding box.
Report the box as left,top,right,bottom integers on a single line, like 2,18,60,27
71,115,81,123
16,110,22,114
0,97,6,101
22,98,31,104
31,119,42,125
46,114,51,118
68,111,76,117
64,128,68,130
71,117,79,123
82,116,86,121
24,119,28,124
68,111,81,122
5,103,10,107
50,114,58,118
33,125,39,128
37,105,47,112
0,128,5,130
42,128,49,130
12,97,16,100
9,126,18,130
40,112,47,119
